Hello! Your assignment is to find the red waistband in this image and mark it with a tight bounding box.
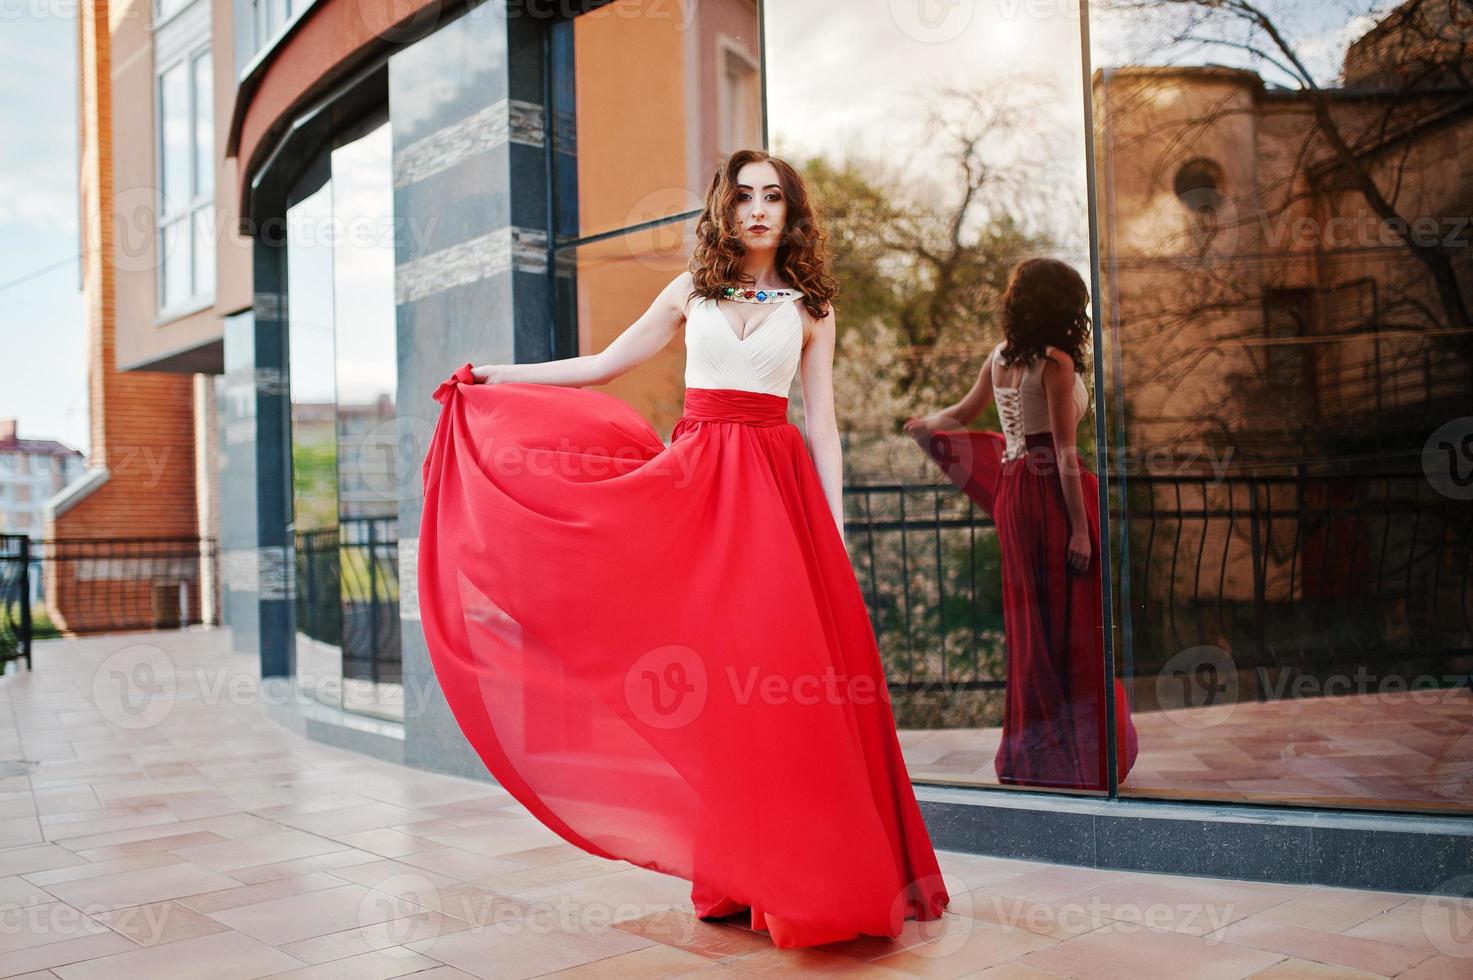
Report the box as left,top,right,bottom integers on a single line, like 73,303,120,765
679,387,790,426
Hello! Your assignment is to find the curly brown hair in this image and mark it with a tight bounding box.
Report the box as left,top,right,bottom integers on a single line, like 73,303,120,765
997,257,1091,374
687,149,837,322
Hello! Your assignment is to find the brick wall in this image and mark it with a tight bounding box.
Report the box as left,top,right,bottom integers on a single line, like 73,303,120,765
49,0,201,633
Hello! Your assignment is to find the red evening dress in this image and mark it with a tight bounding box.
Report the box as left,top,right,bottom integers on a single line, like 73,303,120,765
910,344,1139,792
418,291,950,949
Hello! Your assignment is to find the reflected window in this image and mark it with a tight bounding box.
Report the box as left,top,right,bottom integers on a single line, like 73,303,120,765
718,37,760,157
1173,158,1225,213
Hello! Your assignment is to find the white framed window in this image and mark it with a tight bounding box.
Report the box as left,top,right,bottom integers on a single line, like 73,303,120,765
156,43,214,315
252,0,294,51
716,34,759,159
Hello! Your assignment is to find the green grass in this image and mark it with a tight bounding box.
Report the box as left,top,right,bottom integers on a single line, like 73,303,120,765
0,600,54,663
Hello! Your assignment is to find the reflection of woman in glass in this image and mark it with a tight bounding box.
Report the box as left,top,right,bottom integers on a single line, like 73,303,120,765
905,257,1139,792
417,150,948,948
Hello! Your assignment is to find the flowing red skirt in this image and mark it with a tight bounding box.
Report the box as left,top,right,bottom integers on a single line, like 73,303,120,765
418,366,950,948
913,428,1139,791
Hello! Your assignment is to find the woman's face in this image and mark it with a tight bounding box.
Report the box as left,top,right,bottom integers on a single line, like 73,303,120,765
733,160,787,249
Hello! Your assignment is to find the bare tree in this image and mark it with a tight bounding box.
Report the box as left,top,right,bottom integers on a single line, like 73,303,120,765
1090,0,1473,475
1100,0,1473,366
797,80,1072,458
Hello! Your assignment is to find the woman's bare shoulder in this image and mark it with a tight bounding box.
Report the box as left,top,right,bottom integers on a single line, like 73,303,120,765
797,298,834,349
668,271,697,322
1041,345,1075,372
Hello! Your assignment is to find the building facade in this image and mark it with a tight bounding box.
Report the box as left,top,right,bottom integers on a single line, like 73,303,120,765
57,0,233,633
78,0,1473,894
0,422,84,539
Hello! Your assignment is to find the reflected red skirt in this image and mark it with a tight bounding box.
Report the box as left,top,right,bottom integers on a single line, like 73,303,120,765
418,368,949,948
913,428,1139,791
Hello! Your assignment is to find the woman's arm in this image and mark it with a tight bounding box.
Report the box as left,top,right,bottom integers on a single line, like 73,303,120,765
1042,349,1092,573
472,272,691,386
941,347,998,425
799,304,847,545
903,347,996,436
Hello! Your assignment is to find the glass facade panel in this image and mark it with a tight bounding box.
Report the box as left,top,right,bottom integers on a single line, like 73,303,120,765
236,0,1473,829
561,216,699,431
552,0,763,243
286,171,343,706
1089,0,1473,813
283,119,402,721
251,0,294,51
762,0,1106,793
330,120,402,714
193,206,215,297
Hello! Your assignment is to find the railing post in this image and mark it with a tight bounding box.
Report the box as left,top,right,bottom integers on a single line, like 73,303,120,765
19,536,32,670
367,518,380,686
1248,477,1269,668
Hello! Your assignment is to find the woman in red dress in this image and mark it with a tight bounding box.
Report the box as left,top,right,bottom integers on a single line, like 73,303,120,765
904,257,1139,792
418,150,950,949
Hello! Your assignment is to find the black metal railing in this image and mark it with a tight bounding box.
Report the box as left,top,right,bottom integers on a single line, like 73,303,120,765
843,484,1007,696
1120,471,1473,676
1312,334,1472,429
35,538,217,635
841,470,1473,724
0,535,31,670
292,516,401,686
341,517,400,685
294,528,342,648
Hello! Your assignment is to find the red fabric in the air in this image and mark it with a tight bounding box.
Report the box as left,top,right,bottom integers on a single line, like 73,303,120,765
419,369,950,948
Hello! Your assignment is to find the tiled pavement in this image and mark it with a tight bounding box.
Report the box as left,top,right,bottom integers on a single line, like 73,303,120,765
903,689,1473,813
0,631,1469,979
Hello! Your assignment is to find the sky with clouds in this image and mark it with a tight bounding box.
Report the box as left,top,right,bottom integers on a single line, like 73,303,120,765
1,1,86,452
0,0,1387,459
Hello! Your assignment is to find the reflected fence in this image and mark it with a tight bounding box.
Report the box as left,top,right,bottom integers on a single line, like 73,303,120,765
844,483,1007,691
840,469,1473,725
842,483,1009,730
0,535,31,670
292,517,402,686
2,475,1465,707
1121,471,1473,686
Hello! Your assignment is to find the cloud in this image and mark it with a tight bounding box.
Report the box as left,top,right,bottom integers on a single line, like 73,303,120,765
0,6,80,231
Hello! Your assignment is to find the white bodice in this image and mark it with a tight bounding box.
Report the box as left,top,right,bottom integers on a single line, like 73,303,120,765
684,295,803,397
992,342,1090,461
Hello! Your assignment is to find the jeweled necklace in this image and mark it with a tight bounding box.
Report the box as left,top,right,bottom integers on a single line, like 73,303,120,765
720,284,803,303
